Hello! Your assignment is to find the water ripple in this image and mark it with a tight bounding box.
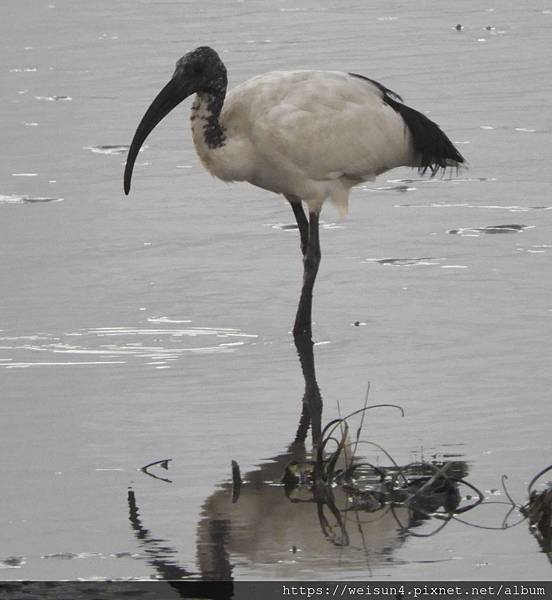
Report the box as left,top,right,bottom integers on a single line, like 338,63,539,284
269,221,344,231
362,176,501,194
365,257,444,267
447,224,533,236
0,556,26,569
84,144,130,155
389,177,495,184
0,194,63,205
362,184,416,193
396,202,549,213
34,95,72,102
41,551,139,560
0,322,257,369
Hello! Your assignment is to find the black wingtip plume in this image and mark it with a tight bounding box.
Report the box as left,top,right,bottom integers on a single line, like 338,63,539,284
386,97,465,176
348,72,465,176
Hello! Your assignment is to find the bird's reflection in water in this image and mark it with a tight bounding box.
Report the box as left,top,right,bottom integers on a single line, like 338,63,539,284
128,334,470,583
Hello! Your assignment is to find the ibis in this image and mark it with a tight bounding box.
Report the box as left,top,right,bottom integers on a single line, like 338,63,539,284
124,46,464,338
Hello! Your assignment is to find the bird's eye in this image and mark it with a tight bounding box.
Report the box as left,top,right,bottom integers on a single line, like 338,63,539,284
193,63,203,76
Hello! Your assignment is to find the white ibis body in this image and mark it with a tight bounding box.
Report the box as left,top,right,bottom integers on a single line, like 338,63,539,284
124,46,464,338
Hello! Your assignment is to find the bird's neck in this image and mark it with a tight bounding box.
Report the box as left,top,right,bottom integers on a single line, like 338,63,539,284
190,88,226,150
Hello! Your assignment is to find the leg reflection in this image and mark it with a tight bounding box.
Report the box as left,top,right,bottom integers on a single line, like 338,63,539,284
293,333,322,448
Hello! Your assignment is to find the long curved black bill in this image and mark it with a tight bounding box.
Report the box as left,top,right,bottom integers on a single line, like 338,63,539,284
124,78,187,195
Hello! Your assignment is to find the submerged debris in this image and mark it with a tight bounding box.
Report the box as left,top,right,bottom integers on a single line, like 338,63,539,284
526,490,552,559
141,458,173,483
278,404,484,542
522,464,552,561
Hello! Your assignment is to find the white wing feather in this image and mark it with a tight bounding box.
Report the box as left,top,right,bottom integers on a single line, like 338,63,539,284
224,72,413,176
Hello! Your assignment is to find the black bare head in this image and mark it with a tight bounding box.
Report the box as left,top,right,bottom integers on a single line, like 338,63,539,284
124,46,227,195
173,46,227,96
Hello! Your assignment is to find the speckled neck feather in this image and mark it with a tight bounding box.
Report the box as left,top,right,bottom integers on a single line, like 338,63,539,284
191,79,227,149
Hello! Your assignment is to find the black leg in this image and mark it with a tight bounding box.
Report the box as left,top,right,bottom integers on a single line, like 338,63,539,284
293,211,321,338
286,195,309,257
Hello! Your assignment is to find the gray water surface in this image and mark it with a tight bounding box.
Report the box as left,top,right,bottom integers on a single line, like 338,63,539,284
1,0,551,581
